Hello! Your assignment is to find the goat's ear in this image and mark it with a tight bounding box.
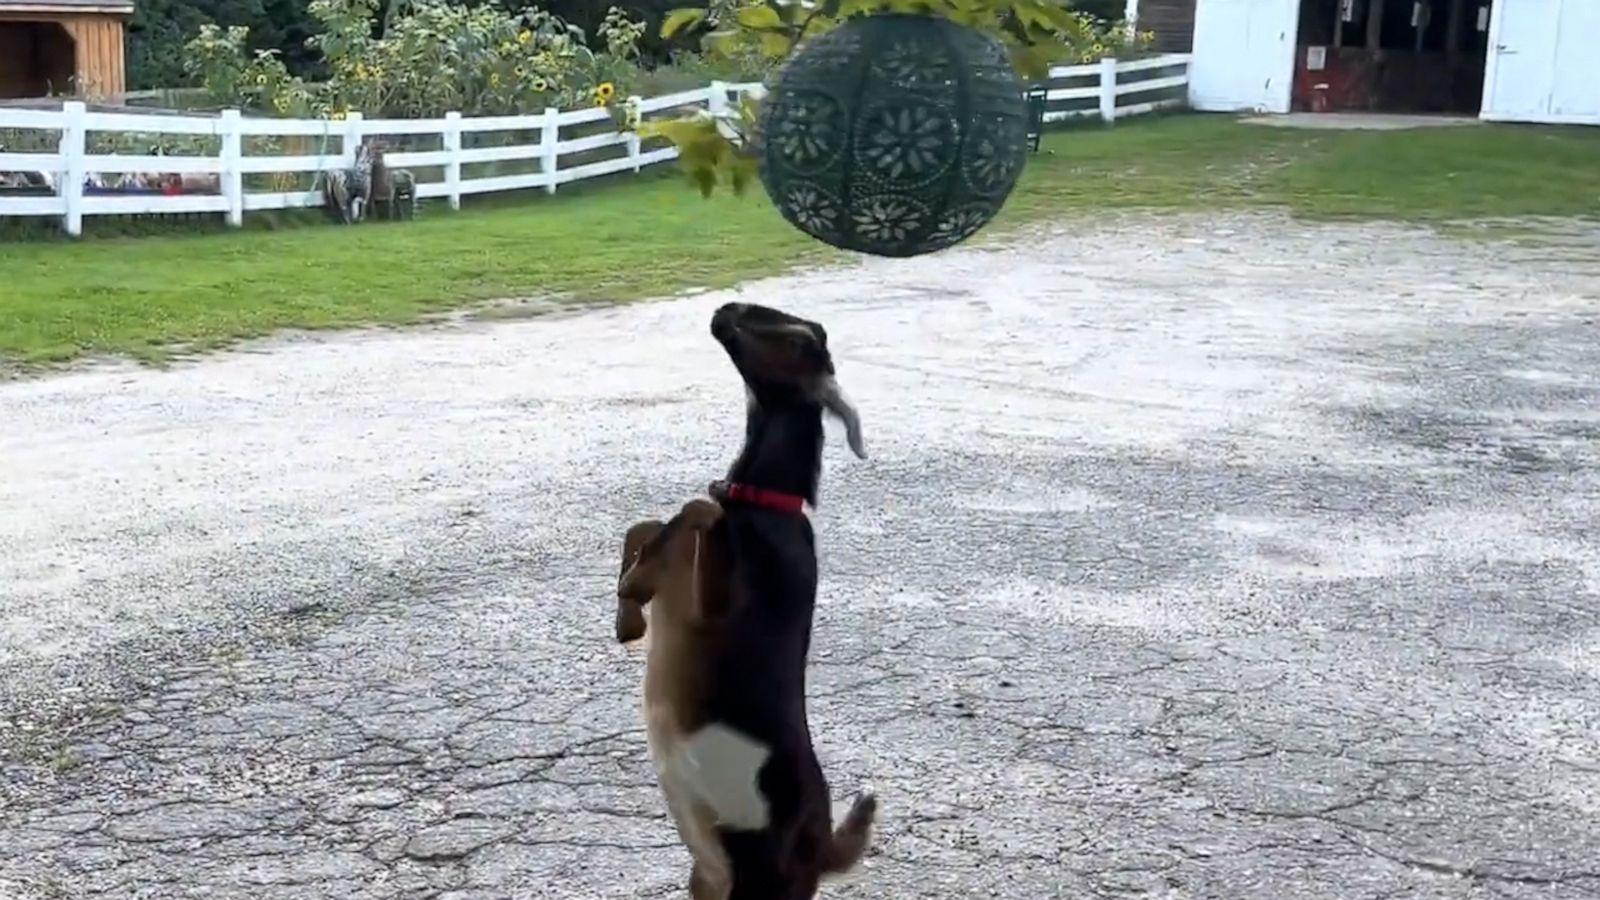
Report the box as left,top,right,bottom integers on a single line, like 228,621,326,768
693,526,733,622
678,499,730,622
616,520,663,643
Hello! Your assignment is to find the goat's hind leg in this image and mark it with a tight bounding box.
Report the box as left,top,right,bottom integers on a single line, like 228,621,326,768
821,793,879,876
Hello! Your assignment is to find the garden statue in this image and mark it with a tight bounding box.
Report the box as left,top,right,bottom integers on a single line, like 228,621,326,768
384,169,418,221
368,143,418,222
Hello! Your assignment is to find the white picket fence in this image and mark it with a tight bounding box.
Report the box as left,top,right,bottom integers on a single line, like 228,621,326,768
0,56,1190,238
0,80,758,237
1039,53,1191,124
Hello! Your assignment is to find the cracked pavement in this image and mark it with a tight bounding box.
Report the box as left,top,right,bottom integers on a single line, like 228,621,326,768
3,213,1600,898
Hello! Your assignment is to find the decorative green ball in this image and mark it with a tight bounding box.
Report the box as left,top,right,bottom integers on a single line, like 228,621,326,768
756,13,1029,258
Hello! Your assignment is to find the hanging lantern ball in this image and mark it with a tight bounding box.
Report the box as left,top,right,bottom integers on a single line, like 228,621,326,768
756,13,1029,258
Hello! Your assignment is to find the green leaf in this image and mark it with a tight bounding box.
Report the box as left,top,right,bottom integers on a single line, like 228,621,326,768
758,31,795,57
690,165,716,197
660,7,707,39
735,4,784,31
1008,42,1053,81
727,155,757,195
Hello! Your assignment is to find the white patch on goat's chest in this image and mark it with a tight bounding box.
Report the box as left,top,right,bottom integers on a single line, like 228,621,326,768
654,721,773,832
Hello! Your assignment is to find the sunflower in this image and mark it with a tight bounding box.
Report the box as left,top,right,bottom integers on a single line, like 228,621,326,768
531,76,549,92
593,96,608,107
490,72,502,88
514,66,527,79
331,110,347,121
254,73,268,86
517,29,532,44
595,81,616,102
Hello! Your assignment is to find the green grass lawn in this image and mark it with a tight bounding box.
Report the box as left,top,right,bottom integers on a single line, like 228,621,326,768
3,114,1598,368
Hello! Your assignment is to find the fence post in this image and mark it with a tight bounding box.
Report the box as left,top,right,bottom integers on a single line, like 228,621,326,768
342,111,365,166
443,111,462,211
219,108,244,228
541,107,560,195
625,95,642,173
1099,57,1118,124
707,80,731,141
59,100,86,238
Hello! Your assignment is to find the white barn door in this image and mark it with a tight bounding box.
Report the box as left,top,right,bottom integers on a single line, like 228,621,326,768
1483,0,1600,125
1188,0,1299,114
1548,1,1600,123
1482,0,1559,122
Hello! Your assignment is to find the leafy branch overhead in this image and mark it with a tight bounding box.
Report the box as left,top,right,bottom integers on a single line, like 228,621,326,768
639,0,1141,195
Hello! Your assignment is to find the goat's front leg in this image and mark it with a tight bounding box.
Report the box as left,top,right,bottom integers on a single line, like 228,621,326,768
688,861,728,900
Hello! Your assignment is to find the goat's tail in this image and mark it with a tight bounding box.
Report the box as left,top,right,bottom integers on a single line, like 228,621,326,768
820,793,878,876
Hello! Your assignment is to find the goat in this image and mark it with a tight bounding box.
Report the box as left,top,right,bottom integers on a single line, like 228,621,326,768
659,300,875,899
616,497,740,895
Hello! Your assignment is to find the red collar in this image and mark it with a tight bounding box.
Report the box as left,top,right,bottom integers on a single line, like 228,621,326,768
710,480,808,515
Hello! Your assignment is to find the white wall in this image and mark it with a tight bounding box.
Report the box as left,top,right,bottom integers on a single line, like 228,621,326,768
1482,0,1600,125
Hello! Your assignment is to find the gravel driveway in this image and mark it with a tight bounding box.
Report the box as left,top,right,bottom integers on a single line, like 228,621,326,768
2,214,1599,899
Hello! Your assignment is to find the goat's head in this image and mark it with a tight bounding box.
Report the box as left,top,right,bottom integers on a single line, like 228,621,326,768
615,498,728,643
709,302,866,459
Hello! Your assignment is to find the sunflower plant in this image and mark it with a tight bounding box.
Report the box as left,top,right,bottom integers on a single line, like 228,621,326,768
188,0,630,120
642,0,1136,196
310,0,596,117
186,24,301,110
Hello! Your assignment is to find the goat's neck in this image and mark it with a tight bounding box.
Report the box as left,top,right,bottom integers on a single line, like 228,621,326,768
726,399,824,506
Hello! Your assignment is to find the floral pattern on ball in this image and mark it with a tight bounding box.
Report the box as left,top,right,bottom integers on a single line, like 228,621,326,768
857,105,958,186
962,115,1027,198
871,41,953,88
766,91,846,176
850,195,929,245
781,183,843,239
931,203,993,245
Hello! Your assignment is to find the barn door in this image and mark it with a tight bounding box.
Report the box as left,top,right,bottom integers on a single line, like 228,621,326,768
1548,1,1600,122
1480,0,1558,121
1188,0,1299,113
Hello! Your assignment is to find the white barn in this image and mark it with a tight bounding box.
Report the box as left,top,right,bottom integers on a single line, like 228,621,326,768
1144,0,1599,125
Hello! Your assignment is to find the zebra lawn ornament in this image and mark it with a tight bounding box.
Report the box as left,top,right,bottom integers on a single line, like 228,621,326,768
322,142,375,225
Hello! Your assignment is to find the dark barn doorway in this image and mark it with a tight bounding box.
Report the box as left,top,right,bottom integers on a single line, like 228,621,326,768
1293,0,1492,114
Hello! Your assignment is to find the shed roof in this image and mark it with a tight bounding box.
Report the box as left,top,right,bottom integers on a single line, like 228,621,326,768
0,0,134,14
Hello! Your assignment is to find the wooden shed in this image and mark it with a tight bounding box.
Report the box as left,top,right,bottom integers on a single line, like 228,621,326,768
0,0,131,99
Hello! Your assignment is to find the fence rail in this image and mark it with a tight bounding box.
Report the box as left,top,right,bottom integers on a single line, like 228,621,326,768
2,58,1190,237
0,82,751,236
1039,53,1191,124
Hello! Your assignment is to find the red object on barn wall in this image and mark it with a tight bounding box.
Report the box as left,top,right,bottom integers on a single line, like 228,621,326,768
1293,47,1377,112
1292,46,1485,113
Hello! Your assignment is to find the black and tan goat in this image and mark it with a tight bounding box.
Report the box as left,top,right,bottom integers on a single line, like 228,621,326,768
616,300,876,899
